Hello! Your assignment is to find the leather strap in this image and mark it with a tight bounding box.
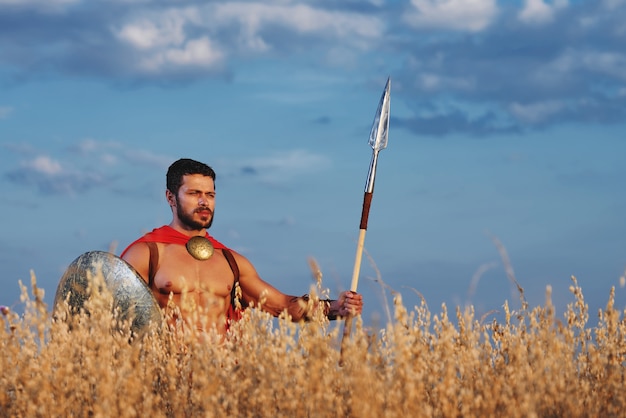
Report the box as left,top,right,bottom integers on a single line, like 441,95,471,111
147,242,158,287
222,248,240,310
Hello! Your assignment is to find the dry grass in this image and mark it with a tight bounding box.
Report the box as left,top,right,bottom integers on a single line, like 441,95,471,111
2,269,626,418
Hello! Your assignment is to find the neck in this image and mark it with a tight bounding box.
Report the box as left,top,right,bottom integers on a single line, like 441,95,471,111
168,222,206,237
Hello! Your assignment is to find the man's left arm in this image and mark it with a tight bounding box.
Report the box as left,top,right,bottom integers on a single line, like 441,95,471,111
234,252,363,321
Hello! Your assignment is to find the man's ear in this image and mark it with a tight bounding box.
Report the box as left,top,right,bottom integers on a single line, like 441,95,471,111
166,190,176,207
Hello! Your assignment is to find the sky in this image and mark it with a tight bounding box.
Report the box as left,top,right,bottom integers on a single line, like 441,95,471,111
1,0,625,328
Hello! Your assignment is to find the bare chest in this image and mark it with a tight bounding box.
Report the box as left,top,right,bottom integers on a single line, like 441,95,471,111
152,245,234,298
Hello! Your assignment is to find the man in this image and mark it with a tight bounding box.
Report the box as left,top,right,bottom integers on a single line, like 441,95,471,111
121,158,363,337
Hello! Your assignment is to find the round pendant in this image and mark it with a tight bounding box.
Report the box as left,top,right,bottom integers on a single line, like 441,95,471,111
186,236,214,260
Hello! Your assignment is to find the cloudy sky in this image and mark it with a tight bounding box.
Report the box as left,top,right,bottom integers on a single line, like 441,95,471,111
2,0,625,325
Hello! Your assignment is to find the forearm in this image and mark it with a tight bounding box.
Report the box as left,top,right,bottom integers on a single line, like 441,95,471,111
282,295,339,321
263,295,339,322
246,287,341,321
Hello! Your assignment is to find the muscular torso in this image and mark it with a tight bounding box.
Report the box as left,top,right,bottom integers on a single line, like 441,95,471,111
145,243,236,335
123,236,311,337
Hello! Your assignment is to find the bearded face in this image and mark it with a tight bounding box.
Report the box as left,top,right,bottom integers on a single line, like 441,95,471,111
175,194,214,230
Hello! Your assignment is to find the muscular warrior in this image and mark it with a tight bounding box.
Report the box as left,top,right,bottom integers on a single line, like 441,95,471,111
121,158,363,336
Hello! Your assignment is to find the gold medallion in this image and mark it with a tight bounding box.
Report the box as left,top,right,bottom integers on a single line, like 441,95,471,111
186,236,215,260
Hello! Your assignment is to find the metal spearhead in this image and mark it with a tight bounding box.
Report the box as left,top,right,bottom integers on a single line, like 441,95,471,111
364,77,391,194
368,77,391,152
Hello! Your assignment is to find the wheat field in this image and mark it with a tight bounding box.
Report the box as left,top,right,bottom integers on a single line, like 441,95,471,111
1,269,626,418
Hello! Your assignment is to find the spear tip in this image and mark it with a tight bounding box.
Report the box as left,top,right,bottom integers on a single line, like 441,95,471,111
369,78,391,151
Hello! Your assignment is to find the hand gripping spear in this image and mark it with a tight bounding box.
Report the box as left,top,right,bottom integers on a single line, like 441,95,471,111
341,77,391,359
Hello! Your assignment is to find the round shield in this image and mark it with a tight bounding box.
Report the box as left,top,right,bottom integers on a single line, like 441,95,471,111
53,251,162,337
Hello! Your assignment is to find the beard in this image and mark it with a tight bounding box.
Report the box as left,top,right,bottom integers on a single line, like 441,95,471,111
176,197,214,230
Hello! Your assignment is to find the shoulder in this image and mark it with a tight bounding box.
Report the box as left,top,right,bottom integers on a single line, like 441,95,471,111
223,249,260,280
121,240,150,260
121,241,152,275
227,249,254,267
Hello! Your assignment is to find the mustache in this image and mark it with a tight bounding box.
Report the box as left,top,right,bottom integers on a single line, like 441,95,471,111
195,207,213,214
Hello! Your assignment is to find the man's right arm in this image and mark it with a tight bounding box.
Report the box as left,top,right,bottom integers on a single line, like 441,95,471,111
121,243,151,285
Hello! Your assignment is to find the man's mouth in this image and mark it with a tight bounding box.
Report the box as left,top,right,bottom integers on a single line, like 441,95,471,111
196,208,212,216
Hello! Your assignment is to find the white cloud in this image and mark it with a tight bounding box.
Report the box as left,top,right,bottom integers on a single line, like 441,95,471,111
0,106,13,119
121,149,172,169
509,100,565,124
71,138,170,168
214,3,382,38
100,154,119,165
136,36,224,72
114,2,382,73
581,51,626,81
3,141,172,195
404,0,498,32
162,37,223,67
70,138,126,166
25,155,63,175
208,2,384,52
541,48,626,82
5,155,109,195
254,149,330,173
73,138,114,153
220,149,331,184
115,13,187,50
115,8,227,72
518,0,568,25
416,73,476,92
2,141,37,155
603,0,626,10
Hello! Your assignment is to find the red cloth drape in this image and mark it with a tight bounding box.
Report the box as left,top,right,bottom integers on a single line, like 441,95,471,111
120,225,228,257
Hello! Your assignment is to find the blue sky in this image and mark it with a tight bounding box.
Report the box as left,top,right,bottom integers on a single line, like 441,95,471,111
1,0,625,325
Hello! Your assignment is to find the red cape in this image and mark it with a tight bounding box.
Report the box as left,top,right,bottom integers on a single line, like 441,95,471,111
120,225,228,258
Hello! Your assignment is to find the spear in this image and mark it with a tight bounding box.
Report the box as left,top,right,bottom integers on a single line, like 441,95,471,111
341,77,391,357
